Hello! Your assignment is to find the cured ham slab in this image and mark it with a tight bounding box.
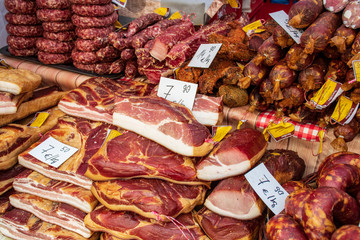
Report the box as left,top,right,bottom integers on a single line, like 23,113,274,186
113,95,214,157
195,207,263,240
0,208,100,240
86,130,207,185
9,192,92,238
191,94,223,126
0,91,32,115
0,164,25,195
84,205,209,240
0,107,65,170
91,178,206,221
19,116,112,190
196,128,267,181
13,169,98,213
58,77,153,124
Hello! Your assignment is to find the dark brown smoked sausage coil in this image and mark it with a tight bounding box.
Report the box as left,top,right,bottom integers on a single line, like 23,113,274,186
71,12,118,28
71,3,114,17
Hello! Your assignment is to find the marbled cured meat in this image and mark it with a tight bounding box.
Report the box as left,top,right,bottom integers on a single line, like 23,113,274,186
75,26,115,40
0,189,14,214
4,0,36,14
84,205,209,240
126,13,163,38
71,3,114,17
195,207,262,240
6,36,38,50
96,46,120,61
36,0,71,9
0,208,100,240
196,128,267,181
150,20,195,61
0,91,32,115
191,94,223,126
75,38,107,52
69,0,111,4
6,24,43,37
112,95,214,157
36,38,74,53
38,51,72,65
5,13,39,25
36,9,72,22
18,116,111,190
0,165,25,195
72,50,99,64
43,31,76,42
91,178,206,220
13,170,98,213
205,150,305,220
8,47,37,57
85,131,207,185
42,21,74,33
58,77,153,124
9,193,92,238
72,12,118,28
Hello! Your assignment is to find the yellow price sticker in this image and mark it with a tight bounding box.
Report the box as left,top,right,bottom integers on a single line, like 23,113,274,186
212,126,232,142
169,11,182,20
267,120,294,142
114,21,122,29
228,0,240,8
30,112,50,128
311,79,343,108
105,129,122,142
242,20,263,33
154,7,170,17
352,60,360,82
331,96,353,123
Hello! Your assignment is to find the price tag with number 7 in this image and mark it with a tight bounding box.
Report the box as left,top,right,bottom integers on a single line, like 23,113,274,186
157,77,198,110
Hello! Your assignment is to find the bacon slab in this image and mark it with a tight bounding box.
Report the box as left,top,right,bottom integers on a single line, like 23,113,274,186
13,169,97,213
0,165,25,195
84,205,209,240
0,189,15,214
86,131,207,185
18,116,111,190
58,77,153,124
0,208,100,240
0,107,65,170
91,178,206,221
0,69,41,95
10,193,92,238
113,95,214,157
0,91,32,115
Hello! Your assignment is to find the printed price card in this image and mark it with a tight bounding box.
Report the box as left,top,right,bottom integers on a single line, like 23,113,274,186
188,43,222,68
352,60,360,82
29,136,78,168
245,163,289,215
158,77,198,110
331,96,359,125
112,0,127,8
269,10,304,44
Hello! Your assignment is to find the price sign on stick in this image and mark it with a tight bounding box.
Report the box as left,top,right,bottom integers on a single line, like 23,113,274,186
157,77,198,110
29,136,78,168
188,43,222,68
245,163,289,215
269,10,304,44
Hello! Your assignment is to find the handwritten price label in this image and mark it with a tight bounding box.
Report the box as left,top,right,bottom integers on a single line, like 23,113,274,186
188,44,222,68
157,77,198,110
269,10,304,44
245,163,289,215
28,136,78,168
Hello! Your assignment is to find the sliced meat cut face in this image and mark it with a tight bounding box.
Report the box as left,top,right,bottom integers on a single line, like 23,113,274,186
85,131,208,186
191,94,223,126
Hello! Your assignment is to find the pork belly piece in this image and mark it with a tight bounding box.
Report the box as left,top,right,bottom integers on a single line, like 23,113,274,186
0,164,25,195
0,91,32,115
0,68,41,95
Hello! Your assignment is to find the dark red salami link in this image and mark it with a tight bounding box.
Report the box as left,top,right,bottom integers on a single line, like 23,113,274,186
288,0,323,29
300,12,342,54
96,46,120,61
69,0,111,4
8,46,37,56
324,0,350,13
125,60,138,78
94,62,112,74
75,26,115,40
343,1,360,29
42,21,74,33
109,59,125,74
36,9,72,22
131,19,182,49
121,48,135,60
43,31,76,42
71,3,115,17
5,13,40,25
7,36,38,49
4,0,36,14
36,38,74,53
71,49,99,64
36,0,70,9
6,24,43,37
75,38,105,51
109,36,132,51
73,62,96,72
126,13,164,38
38,51,72,64
71,12,118,28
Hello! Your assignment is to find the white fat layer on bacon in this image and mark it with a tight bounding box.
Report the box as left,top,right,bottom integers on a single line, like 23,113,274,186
192,111,221,126
197,160,250,181
0,106,16,115
58,101,112,124
0,82,20,95
13,180,92,213
0,221,38,240
18,157,93,190
9,197,91,238
113,112,195,156
204,198,261,220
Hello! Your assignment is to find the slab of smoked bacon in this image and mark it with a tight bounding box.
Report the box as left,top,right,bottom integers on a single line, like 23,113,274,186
84,205,209,240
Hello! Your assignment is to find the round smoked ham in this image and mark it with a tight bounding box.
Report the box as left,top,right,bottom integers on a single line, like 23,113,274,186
196,128,267,181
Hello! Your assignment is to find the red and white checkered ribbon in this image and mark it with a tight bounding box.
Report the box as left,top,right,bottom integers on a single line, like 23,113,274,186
256,110,325,142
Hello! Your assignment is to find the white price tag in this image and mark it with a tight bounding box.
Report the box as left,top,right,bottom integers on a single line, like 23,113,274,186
188,43,222,68
157,77,198,110
269,10,304,44
245,163,289,215
112,0,127,8
28,136,78,168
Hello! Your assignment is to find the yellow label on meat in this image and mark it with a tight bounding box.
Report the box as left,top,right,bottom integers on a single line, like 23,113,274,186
242,20,263,33
169,11,182,20
228,0,240,8
267,120,294,141
311,79,341,106
352,60,360,82
30,112,49,128
212,126,232,142
154,7,170,17
331,96,353,123
105,129,122,142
